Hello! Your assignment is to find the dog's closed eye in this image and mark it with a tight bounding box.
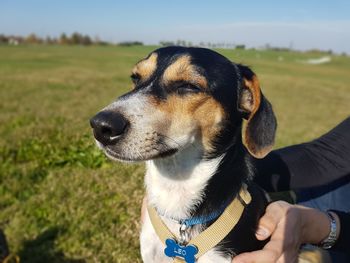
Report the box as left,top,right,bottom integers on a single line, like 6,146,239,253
175,82,202,95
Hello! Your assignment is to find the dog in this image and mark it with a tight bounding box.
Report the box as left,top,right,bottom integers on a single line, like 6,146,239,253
90,46,277,262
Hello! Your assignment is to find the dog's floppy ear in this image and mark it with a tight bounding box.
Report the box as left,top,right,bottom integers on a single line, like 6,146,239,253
237,65,277,159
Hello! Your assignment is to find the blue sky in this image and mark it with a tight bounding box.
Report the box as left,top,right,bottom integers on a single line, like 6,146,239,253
1,0,350,53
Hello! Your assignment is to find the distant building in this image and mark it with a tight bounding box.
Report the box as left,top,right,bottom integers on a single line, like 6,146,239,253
8,37,20,45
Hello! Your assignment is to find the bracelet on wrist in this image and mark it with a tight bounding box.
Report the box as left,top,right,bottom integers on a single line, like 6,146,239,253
319,211,338,249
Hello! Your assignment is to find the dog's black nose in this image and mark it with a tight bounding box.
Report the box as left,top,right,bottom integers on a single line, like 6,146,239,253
90,111,129,145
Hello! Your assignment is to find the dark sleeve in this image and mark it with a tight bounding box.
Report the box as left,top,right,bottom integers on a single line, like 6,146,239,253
255,117,350,192
331,211,350,254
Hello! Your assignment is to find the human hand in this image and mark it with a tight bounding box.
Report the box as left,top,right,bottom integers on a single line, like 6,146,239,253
232,201,338,263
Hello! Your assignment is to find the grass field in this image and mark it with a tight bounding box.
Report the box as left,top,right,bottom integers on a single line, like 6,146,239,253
0,45,349,262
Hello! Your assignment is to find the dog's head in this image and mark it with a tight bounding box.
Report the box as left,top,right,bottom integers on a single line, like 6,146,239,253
90,46,276,162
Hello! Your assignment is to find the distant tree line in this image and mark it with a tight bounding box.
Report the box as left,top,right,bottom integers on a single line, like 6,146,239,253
0,34,241,49
118,41,144,46
0,33,343,55
0,33,144,46
159,40,239,49
158,40,344,55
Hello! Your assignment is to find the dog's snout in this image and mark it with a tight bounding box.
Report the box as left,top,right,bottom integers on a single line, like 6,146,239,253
90,111,129,145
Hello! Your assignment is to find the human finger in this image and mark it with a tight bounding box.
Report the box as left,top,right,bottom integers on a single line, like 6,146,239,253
232,248,280,263
255,201,289,240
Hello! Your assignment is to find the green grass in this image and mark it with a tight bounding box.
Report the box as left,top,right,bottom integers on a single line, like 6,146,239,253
0,45,349,262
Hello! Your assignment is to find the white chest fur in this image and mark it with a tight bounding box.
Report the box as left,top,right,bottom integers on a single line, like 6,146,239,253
140,209,232,263
141,151,232,262
145,152,224,220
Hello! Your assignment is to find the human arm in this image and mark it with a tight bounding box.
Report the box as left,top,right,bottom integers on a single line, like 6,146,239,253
332,210,350,253
255,117,350,192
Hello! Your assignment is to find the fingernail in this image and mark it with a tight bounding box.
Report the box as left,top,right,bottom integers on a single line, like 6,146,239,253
256,227,269,237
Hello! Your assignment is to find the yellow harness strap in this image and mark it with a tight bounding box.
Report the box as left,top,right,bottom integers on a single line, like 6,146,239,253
147,185,252,262
173,258,184,263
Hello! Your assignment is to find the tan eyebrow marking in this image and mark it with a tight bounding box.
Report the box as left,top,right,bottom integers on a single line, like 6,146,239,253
132,53,158,81
162,55,208,88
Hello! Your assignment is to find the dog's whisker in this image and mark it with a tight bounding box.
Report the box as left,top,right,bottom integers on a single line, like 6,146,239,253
157,134,182,148
159,134,203,152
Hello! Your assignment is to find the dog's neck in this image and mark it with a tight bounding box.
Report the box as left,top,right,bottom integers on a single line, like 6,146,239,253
145,140,250,221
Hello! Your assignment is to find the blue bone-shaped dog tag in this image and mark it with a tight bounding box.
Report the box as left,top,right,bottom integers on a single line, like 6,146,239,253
164,238,198,263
